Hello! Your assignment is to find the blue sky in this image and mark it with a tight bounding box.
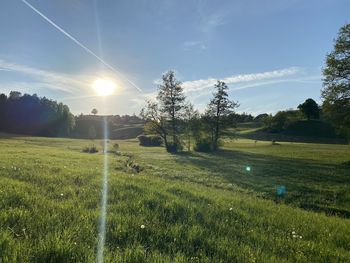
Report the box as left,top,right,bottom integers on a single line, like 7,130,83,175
0,0,349,115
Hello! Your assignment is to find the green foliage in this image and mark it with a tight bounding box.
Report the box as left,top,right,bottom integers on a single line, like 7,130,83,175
297,98,320,120
113,143,119,152
137,135,163,147
165,141,182,153
264,110,302,132
158,71,186,151
141,71,187,153
193,138,212,152
322,23,350,139
285,120,337,138
82,144,99,153
141,101,168,146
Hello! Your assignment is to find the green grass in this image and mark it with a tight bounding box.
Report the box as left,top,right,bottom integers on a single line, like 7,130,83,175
0,134,350,262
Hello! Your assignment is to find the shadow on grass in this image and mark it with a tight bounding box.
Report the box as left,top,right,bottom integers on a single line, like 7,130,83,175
173,149,350,217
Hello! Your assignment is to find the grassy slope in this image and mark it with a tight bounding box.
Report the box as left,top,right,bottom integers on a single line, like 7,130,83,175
0,135,350,262
235,122,348,144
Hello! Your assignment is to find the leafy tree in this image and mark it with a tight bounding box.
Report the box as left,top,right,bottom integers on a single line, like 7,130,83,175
206,81,238,149
254,113,269,122
140,100,168,147
297,98,320,120
91,108,98,115
157,71,186,151
264,110,302,132
322,23,350,138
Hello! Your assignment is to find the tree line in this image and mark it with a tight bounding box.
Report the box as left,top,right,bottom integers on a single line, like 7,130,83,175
0,91,75,137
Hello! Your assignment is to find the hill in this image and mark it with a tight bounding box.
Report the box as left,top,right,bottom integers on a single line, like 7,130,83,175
0,134,349,261
236,121,348,144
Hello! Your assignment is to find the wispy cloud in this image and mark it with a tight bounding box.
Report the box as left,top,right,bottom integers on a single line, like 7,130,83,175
0,59,89,93
182,67,301,93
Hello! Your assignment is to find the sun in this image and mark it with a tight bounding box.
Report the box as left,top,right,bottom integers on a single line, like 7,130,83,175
92,78,117,96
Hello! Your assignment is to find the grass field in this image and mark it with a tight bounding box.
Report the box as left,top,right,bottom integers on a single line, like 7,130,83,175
0,134,350,262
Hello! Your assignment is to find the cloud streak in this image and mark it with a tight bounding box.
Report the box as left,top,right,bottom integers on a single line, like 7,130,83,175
182,67,301,92
21,0,142,93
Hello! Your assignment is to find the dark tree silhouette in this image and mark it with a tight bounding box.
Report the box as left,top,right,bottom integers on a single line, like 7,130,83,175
0,91,75,137
298,98,320,120
91,108,98,115
322,23,350,138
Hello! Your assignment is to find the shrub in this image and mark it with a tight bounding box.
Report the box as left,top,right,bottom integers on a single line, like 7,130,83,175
137,135,163,147
194,138,212,152
113,143,119,151
82,145,99,153
166,139,183,153
165,143,178,153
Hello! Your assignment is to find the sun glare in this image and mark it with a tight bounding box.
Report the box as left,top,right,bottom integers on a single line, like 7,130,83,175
93,78,117,96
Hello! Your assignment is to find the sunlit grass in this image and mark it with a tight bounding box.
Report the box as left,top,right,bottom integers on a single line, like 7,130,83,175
0,135,349,262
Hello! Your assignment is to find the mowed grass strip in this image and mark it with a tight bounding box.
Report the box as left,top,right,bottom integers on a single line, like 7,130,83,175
0,135,349,262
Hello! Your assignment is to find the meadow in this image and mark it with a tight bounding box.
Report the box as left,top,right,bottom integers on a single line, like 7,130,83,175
0,134,350,262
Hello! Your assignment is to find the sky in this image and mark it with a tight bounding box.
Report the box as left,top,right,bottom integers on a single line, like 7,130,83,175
0,0,349,115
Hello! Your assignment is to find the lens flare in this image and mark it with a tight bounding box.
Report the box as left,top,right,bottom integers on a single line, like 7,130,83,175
97,116,109,263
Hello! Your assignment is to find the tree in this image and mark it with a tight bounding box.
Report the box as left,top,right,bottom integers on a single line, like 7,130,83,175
206,81,238,149
156,70,186,152
322,23,350,139
91,108,98,115
182,103,199,151
297,98,320,120
140,100,168,147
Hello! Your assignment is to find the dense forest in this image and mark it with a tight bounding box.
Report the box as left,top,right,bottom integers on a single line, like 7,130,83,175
0,91,144,139
0,92,75,137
